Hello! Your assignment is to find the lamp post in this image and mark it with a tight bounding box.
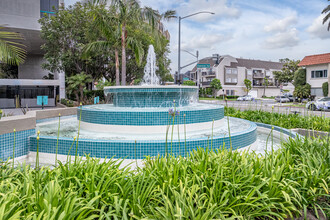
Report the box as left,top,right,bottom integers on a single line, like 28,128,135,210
177,11,214,85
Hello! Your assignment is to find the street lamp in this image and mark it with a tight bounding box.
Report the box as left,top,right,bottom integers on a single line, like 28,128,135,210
177,11,215,85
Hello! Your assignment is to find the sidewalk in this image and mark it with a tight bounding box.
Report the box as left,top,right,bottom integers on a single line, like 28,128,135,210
1,107,60,116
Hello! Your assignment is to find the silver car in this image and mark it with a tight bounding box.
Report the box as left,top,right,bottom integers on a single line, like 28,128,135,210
275,96,290,103
306,97,330,111
237,95,254,101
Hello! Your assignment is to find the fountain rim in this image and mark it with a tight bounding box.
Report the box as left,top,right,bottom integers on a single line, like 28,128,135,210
104,85,198,89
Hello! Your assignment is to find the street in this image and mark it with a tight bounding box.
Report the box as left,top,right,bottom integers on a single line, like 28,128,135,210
200,100,330,118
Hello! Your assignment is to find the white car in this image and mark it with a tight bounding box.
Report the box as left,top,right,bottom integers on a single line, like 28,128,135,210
237,95,254,101
306,97,330,111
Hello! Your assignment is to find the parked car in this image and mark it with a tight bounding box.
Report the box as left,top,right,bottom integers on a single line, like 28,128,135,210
237,95,254,101
283,93,294,102
306,97,330,111
275,96,290,103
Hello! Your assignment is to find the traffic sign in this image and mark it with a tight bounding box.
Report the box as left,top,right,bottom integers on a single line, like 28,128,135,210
197,64,210,68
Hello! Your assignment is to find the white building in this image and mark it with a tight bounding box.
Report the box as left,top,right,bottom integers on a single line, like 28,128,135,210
0,0,65,108
298,53,330,97
191,54,293,98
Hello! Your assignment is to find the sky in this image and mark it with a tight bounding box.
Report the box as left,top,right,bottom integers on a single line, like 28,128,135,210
65,0,330,74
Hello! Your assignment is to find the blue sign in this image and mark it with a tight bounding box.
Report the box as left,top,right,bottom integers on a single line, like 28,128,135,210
197,64,211,68
37,96,48,105
94,96,100,104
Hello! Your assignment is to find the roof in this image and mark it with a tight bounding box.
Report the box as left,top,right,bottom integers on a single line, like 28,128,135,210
298,53,330,66
226,58,283,70
191,57,217,72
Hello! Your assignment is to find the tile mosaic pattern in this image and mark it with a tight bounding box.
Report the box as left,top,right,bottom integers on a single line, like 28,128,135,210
29,118,257,159
0,129,35,161
104,87,198,107
78,105,224,126
255,122,299,138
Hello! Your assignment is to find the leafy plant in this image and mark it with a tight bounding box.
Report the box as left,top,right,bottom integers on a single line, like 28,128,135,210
322,82,328,97
183,80,195,86
210,78,222,98
244,78,252,95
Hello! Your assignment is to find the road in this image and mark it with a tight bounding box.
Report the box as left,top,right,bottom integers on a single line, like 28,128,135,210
200,100,330,118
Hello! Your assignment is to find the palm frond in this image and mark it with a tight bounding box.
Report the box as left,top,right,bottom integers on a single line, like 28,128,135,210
0,28,26,65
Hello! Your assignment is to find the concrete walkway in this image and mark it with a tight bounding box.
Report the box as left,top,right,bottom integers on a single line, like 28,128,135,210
1,107,60,116
200,100,330,118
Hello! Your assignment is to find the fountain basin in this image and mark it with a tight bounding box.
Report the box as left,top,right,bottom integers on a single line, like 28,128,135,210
104,86,198,107
78,103,224,127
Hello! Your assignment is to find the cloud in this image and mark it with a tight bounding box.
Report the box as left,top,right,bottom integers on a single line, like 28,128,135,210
264,15,298,32
178,0,241,22
307,15,330,39
180,34,232,50
263,28,299,49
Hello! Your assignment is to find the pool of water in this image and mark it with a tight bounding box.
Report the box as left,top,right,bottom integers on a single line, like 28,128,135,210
37,116,252,140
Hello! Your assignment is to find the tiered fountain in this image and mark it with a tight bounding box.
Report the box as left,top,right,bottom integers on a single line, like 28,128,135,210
32,45,294,160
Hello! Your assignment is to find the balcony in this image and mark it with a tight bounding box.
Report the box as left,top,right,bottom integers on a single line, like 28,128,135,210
201,81,211,86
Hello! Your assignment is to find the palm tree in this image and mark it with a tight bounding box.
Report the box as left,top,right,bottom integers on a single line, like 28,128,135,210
322,0,330,31
109,0,176,85
67,72,92,103
83,4,145,85
0,27,26,65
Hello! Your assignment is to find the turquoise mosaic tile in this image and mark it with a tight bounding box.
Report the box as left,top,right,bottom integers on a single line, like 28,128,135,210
78,105,224,126
29,119,258,159
104,87,198,107
0,129,35,161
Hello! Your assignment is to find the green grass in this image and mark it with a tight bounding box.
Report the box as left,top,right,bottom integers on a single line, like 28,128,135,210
0,137,329,219
225,107,330,132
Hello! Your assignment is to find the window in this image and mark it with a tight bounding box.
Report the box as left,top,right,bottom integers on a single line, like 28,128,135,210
40,0,59,18
226,69,232,74
226,90,235,96
247,70,252,75
311,70,328,78
232,69,238,74
226,78,232,83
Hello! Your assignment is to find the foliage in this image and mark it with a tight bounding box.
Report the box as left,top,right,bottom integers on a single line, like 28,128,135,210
0,63,18,79
244,79,252,95
84,90,105,102
0,136,329,219
322,2,330,30
0,109,2,120
39,2,173,87
210,78,222,98
273,58,300,84
293,68,306,87
322,82,328,97
0,27,26,65
60,99,74,107
293,84,311,100
225,106,330,131
95,79,115,90
183,80,195,86
199,87,212,97
67,72,93,103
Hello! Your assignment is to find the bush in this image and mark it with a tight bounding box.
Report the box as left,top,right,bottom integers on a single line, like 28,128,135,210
322,82,328,97
60,98,74,107
225,106,330,131
84,90,105,101
0,137,329,219
182,80,196,86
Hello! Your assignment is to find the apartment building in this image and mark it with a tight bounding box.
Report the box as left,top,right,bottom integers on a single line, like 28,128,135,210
298,53,330,97
0,0,65,108
191,54,294,98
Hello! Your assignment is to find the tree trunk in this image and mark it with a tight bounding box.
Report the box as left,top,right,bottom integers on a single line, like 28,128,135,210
115,49,120,86
121,23,126,86
79,85,84,103
75,92,79,103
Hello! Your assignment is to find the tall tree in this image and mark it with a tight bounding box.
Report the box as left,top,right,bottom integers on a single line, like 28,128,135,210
0,27,26,65
108,0,175,85
273,58,300,85
322,0,330,30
